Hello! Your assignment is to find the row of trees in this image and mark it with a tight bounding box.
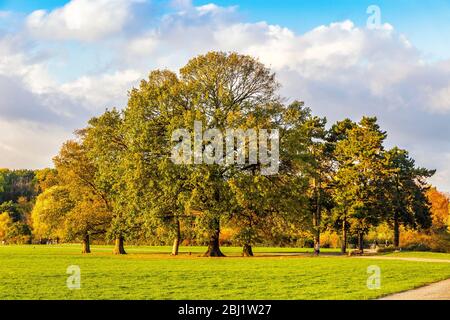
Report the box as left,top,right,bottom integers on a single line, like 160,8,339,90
31,52,436,256
0,169,46,244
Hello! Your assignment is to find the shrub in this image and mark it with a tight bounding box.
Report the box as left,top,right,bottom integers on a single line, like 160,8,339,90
367,223,393,244
320,231,340,249
400,229,450,253
403,243,431,252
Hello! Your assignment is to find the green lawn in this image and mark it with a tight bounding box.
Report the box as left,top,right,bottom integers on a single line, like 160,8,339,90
0,245,449,300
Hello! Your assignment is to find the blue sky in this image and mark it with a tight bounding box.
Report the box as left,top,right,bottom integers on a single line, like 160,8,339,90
226,0,450,60
0,0,450,191
2,0,450,60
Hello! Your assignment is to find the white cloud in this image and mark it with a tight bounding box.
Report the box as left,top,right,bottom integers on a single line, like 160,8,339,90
0,36,91,124
0,33,120,171
430,85,450,112
60,69,142,111
0,36,55,92
0,119,71,169
26,0,146,41
195,3,237,16
127,30,159,57
2,1,450,191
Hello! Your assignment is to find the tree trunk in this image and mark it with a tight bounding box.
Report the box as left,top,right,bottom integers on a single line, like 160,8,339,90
393,210,400,248
81,234,91,254
313,178,321,255
313,231,320,256
171,219,181,256
113,236,126,255
341,219,347,254
242,243,254,257
203,220,225,257
358,232,364,253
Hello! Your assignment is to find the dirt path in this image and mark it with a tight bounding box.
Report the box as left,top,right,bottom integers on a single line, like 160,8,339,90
354,255,450,263
379,278,450,300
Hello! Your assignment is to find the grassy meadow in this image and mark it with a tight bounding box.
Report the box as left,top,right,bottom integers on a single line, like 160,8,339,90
0,245,449,300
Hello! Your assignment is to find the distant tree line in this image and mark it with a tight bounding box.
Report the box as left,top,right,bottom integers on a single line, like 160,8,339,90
2,52,443,256
0,168,56,244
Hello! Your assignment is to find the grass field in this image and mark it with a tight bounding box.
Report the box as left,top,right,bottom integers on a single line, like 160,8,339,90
1,245,449,300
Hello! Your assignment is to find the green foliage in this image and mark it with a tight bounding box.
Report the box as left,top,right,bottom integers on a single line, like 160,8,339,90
34,168,59,193
0,169,36,203
1,52,438,254
0,212,13,241
0,173,4,194
31,186,74,240
81,109,131,242
383,148,435,230
53,139,112,243
5,221,31,244
0,201,20,221
333,117,390,245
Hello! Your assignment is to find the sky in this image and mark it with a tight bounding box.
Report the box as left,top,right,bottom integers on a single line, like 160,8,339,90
0,0,450,191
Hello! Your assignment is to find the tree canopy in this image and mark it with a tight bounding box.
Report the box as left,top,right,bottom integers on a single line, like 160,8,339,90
1,52,445,255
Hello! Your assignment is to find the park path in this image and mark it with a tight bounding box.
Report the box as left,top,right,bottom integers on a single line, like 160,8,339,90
354,255,450,263
353,255,450,300
379,278,450,300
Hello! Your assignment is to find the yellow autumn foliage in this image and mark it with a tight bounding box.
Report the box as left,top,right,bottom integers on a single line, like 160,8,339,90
0,212,13,241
